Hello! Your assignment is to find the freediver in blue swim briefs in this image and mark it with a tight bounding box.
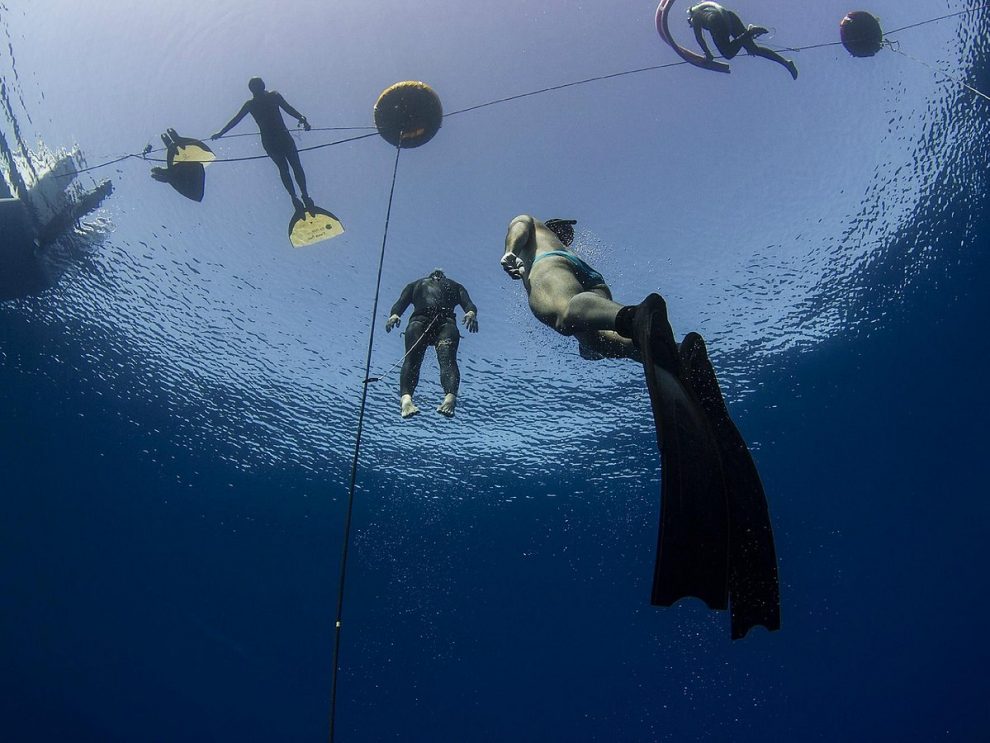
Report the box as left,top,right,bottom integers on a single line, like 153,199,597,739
499,215,782,638
500,216,634,360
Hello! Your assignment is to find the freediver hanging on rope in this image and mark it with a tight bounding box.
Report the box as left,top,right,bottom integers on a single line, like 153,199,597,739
212,77,314,211
211,77,344,246
500,214,779,639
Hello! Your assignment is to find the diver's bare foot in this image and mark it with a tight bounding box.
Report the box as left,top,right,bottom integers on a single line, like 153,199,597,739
400,394,420,419
579,342,606,361
437,393,456,417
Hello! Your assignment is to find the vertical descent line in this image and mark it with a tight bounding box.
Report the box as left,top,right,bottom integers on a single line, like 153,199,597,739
329,141,403,743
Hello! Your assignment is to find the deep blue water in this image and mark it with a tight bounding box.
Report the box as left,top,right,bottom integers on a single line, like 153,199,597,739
4,157,989,741
3,3,990,742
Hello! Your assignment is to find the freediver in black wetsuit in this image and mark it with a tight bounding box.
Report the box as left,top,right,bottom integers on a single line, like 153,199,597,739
211,77,315,212
386,269,479,419
687,2,797,79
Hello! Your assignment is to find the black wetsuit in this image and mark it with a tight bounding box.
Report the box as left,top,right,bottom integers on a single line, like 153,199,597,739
217,91,309,204
690,2,795,75
691,2,747,54
389,276,477,397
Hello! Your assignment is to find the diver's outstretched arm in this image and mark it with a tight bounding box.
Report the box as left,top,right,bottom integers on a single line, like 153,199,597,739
212,102,250,139
277,95,310,129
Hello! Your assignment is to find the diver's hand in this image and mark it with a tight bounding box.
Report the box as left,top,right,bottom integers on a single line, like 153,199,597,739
386,314,401,332
299,117,312,132
210,132,222,141
463,311,478,333
500,252,525,280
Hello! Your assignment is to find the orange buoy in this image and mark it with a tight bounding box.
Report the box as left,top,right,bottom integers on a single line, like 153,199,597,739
374,81,443,148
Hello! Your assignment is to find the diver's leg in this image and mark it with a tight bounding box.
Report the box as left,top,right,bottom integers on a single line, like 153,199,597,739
740,38,798,78
528,270,638,360
712,11,773,59
574,329,636,360
435,321,460,417
710,13,749,59
726,10,770,41
399,320,428,418
712,32,743,59
558,290,639,359
574,287,641,359
269,151,301,209
560,290,624,332
285,145,312,208
528,271,621,333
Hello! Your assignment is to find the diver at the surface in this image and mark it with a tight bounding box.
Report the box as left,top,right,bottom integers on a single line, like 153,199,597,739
687,2,797,79
500,215,779,640
386,269,478,419
211,77,314,212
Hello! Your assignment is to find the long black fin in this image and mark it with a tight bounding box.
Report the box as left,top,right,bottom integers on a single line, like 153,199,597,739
635,294,730,612
679,332,780,639
150,162,205,202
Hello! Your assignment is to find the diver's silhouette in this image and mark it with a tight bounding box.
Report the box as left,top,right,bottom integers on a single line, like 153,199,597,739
212,77,314,211
687,2,797,79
